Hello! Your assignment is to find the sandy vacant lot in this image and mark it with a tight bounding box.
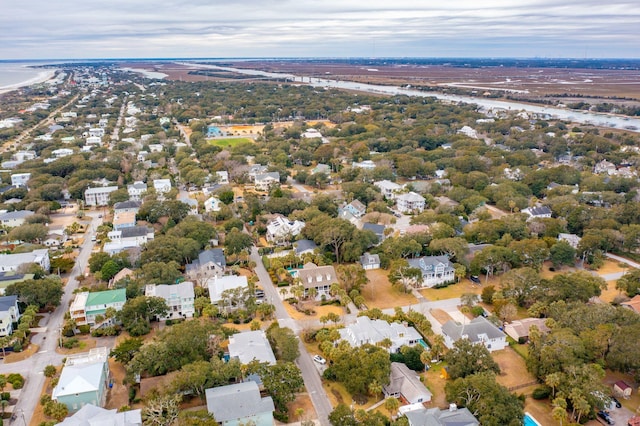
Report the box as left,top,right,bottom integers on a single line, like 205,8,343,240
363,269,417,309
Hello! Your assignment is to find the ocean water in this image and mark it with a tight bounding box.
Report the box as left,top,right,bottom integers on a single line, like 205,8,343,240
0,61,54,90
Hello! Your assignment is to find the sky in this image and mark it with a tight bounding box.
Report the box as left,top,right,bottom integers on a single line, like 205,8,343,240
3,0,640,59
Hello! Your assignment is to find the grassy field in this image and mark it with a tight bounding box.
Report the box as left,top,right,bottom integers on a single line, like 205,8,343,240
208,137,253,147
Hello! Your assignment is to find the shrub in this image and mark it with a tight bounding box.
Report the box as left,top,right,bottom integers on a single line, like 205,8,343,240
532,386,551,400
128,387,136,403
471,306,485,317
1,392,10,401
273,412,289,423
8,373,24,389
40,394,52,406
77,325,90,334
62,337,79,349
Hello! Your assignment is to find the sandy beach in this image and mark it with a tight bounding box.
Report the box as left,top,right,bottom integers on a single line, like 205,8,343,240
0,68,58,95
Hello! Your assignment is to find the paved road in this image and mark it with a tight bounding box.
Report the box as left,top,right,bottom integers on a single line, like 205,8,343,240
0,213,103,426
606,253,640,270
250,247,332,426
110,94,128,145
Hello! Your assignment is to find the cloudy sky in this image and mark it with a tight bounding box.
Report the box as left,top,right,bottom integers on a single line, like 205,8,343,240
3,0,639,59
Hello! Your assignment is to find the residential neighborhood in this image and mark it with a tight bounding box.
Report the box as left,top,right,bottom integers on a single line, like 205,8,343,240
0,61,638,426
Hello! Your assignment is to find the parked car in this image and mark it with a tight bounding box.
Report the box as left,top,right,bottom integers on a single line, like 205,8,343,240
611,396,622,408
469,275,481,284
313,355,326,365
597,410,615,425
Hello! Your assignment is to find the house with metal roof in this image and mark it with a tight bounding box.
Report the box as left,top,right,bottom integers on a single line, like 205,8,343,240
70,289,126,327
441,316,507,352
408,256,455,288
403,405,479,426
228,330,277,366
344,199,366,218
338,316,423,353
206,381,275,426
52,347,110,412
208,275,248,306
0,248,50,273
57,404,142,426
383,362,432,404
145,282,195,320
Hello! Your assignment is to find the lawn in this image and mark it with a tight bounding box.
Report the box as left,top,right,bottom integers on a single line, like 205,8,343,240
492,347,537,389
208,137,253,148
420,280,484,301
363,269,416,309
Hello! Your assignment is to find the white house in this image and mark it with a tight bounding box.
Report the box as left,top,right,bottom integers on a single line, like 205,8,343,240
84,186,118,207
0,210,34,228
127,181,147,202
558,233,581,249
360,253,380,270
88,128,105,138
153,179,172,194
383,362,432,404
0,295,20,337
113,200,142,215
148,144,163,153
0,249,50,273
228,330,277,365
57,404,142,426
215,171,229,185
352,160,376,170
441,316,507,352
52,148,74,158
103,226,154,255
204,196,222,213
186,249,226,284
522,206,552,221
254,172,280,191
10,173,31,187
266,215,305,245
85,136,102,146
208,275,248,305
338,316,423,353
145,282,195,320
248,164,268,182
396,192,425,213
408,256,456,288
374,180,403,200
296,263,337,298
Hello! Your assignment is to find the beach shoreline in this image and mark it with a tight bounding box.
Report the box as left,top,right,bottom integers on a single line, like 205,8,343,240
0,68,58,95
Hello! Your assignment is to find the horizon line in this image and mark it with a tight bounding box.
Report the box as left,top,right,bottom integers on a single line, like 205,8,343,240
3,56,640,62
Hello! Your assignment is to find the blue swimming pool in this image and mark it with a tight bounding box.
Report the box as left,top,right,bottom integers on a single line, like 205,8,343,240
524,412,541,426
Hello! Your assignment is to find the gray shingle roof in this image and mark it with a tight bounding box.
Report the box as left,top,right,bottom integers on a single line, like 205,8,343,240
120,226,152,238
199,248,226,267
441,316,505,344
0,295,17,311
113,200,142,210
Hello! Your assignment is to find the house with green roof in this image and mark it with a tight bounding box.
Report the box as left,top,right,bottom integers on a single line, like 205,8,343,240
70,289,126,327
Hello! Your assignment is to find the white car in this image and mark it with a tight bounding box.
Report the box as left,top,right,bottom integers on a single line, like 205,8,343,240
313,355,326,365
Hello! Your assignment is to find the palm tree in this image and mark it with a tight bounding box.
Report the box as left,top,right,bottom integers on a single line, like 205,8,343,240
384,397,400,418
